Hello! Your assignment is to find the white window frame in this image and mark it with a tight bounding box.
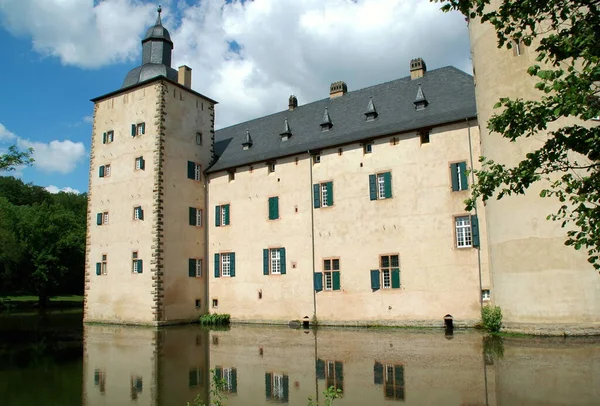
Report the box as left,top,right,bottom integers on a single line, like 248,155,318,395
136,123,144,136
377,174,386,199
135,157,143,170
195,209,203,227
106,130,114,143
270,249,281,275
364,143,373,154
272,373,285,400
380,254,398,289
132,252,139,274
196,132,203,145
321,184,329,207
221,254,231,277
455,216,473,248
134,206,142,220
102,212,109,225
314,154,321,164
194,163,202,181
456,164,465,191
324,271,333,290
482,289,491,301
101,254,107,275
222,367,234,392
195,259,203,277
104,164,111,177
220,206,227,226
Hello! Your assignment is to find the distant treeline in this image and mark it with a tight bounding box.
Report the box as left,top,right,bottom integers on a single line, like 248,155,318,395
0,177,86,303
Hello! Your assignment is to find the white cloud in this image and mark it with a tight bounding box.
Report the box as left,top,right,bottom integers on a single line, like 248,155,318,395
0,122,87,174
45,185,81,194
82,115,93,124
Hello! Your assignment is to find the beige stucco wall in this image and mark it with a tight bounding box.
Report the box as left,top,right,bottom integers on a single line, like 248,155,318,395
469,12,600,325
208,121,490,325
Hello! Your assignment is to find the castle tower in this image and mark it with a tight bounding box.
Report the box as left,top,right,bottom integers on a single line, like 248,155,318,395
84,7,216,325
468,8,599,328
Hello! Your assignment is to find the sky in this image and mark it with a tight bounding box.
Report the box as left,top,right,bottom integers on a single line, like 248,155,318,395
0,0,472,194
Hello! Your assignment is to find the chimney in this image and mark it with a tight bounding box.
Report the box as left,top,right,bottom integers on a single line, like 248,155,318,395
329,81,347,99
410,58,426,80
288,95,298,111
178,65,192,88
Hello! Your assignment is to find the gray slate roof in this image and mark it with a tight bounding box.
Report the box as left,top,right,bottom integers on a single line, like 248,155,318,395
209,66,476,173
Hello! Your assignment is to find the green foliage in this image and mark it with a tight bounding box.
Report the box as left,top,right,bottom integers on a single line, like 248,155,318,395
0,145,33,172
0,177,86,303
481,305,503,333
199,313,231,326
308,386,342,406
483,334,505,363
188,368,228,406
433,0,600,270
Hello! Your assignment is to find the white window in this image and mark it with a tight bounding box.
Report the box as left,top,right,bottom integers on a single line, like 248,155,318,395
272,374,285,400
136,123,144,136
382,269,391,289
194,164,202,181
132,252,139,273
196,259,203,277
107,131,114,143
270,249,281,274
455,216,473,248
321,184,329,207
364,143,373,154
196,209,202,227
221,207,226,226
221,254,231,277
482,289,491,301
323,258,340,291
134,206,143,220
314,154,321,164
135,157,144,170
105,164,111,177
196,132,203,145
103,212,109,225
377,174,386,199
379,254,399,289
324,272,333,290
222,368,234,392
101,254,107,275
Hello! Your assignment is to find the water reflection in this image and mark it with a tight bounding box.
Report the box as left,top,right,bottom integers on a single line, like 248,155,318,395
82,324,600,406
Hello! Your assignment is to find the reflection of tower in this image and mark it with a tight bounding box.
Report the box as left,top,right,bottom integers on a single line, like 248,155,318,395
83,324,210,406
84,7,216,325
469,11,599,326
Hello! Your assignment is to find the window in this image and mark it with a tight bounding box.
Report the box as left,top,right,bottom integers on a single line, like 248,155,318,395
94,369,106,393
316,359,344,393
313,154,321,164
195,299,201,309
102,131,114,144
214,253,235,278
215,367,237,394
95,254,108,276
364,143,373,154
314,258,341,292
189,368,203,388
131,123,145,137
196,132,203,145
370,254,400,290
135,157,145,171
338,148,343,156
96,211,109,226
132,252,143,274
130,376,143,400
189,207,203,227
228,170,235,182
98,164,111,177
268,196,279,220
263,248,286,275
419,130,430,144
374,362,405,400
369,172,392,200
212,299,219,308
482,289,491,301
215,204,230,226
268,162,276,173
512,40,523,56
455,215,480,248
313,181,333,208
265,373,289,402
189,258,203,277
133,206,144,220
450,162,468,191
187,161,202,181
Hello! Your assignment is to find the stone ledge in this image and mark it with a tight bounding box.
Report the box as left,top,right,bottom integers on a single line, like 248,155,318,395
501,322,600,336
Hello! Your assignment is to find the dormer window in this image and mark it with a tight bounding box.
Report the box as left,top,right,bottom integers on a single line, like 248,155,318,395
242,129,253,150
364,97,378,121
413,84,428,111
280,118,292,141
320,108,333,131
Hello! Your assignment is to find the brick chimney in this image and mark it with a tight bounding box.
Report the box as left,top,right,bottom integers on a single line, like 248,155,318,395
410,58,426,80
288,95,298,111
329,81,347,99
178,65,192,88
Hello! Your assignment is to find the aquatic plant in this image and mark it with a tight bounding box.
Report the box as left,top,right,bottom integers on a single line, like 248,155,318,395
199,313,231,326
481,305,503,333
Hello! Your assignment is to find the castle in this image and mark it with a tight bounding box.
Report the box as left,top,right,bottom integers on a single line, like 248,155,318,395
84,8,599,333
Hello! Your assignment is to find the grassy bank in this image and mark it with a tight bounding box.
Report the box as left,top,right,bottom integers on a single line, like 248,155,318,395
0,295,83,311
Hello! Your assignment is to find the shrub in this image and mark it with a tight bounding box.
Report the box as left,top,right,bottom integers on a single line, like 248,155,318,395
481,305,502,333
199,313,231,326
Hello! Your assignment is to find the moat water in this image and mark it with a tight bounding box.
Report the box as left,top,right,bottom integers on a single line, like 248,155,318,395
1,310,599,406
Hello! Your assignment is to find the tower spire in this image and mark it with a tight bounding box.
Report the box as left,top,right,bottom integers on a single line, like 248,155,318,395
156,5,163,25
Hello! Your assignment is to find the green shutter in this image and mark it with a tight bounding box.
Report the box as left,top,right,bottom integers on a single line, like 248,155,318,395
471,214,480,248
326,182,333,206
369,174,377,200
223,204,230,225
459,162,468,190
189,370,198,387
137,260,143,273
215,205,221,227
316,359,325,379
335,361,344,381
188,161,195,179
268,196,279,220
273,196,279,219
215,367,222,382
263,249,269,275
96,213,102,225
231,368,237,393
189,207,196,226
450,163,459,191
280,248,286,274
141,122,145,134
102,132,107,144
395,365,404,386
314,272,323,292
230,253,236,277
265,373,272,399
333,271,341,290
370,269,380,290
131,124,136,136
383,171,392,198
138,207,144,220
140,157,145,170
313,184,320,208
391,268,400,289
96,263,101,276
214,253,220,277
99,165,105,177
374,362,383,385
282,375,289,402
189,259,196,277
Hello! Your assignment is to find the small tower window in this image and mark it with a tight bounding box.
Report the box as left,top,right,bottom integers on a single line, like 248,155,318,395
196,133,203,145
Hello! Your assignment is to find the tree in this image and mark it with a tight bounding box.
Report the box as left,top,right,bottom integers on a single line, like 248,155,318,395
434,0,600,269
0,145,34,171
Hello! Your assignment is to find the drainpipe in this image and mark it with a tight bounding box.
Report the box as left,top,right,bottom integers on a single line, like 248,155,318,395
308,151,317,321
204,176,210,315
466,118,484,309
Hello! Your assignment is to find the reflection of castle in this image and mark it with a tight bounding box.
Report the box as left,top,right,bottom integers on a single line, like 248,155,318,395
84,7,598,331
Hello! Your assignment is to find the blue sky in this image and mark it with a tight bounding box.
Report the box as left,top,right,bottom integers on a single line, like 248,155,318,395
0,0,471,194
